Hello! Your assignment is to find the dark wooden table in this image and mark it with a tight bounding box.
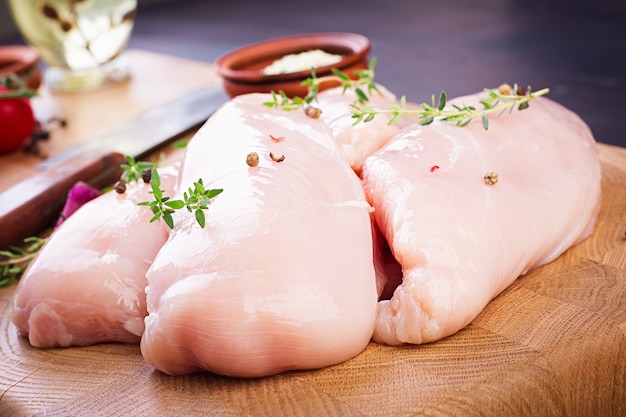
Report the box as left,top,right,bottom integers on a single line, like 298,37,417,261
129,0,626,148
2,0,625,147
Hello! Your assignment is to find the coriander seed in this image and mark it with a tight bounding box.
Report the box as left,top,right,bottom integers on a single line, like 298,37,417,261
498,83,513,95
246,152,259,167
304,105,322,119
484,171,499,185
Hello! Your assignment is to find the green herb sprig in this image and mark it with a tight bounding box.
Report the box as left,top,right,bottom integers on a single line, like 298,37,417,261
262,57,381,111
138,168,223,229
351,84,550,130
0,74,38,99
0,236,47,287
120,155,155,183
172,139,189,149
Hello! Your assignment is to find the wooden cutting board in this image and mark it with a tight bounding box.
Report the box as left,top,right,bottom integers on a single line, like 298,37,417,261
0,148,624,417
1,52,625,416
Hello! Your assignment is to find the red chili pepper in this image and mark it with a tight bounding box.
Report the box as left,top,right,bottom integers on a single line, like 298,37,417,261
430,165,440,172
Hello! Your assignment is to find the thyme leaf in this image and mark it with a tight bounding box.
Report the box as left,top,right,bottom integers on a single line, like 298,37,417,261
351,83,550,130
0,74,38,98
261,56,546,131
172,139,189,149
0,236,47,287
120,155,155,183
138,168,223,230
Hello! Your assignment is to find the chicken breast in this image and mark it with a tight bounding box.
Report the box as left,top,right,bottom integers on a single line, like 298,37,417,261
12,169,177,347
316,84,406,173
141,93,378,377
362,94,601,346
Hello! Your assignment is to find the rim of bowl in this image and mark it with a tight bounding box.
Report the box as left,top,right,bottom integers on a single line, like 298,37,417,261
0,45,40,79
214,32,370,83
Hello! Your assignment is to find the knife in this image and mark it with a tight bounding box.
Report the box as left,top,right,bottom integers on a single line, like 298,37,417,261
0,84,229,248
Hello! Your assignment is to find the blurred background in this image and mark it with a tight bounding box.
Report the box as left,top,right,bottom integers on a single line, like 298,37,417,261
1,0,625,147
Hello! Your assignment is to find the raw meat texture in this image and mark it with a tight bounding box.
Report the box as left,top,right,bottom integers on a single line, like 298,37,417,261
362,94,601,346
371,219,402,300
316,84,409,173
12,168,178,348
141,93,378,377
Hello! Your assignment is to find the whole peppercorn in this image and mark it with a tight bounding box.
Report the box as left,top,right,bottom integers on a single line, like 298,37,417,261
246,152,259,167
483,171,499,185
269,152,285,163
304,105,322,119
114,180,127,194
142,168,152,183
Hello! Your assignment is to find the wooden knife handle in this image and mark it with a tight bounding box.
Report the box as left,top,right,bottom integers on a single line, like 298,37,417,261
0,152,125,249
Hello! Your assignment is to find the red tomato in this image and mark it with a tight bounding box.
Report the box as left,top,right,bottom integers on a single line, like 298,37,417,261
0,88,35,154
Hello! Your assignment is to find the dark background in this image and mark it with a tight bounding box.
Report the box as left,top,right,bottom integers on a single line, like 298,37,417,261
2,0,625,147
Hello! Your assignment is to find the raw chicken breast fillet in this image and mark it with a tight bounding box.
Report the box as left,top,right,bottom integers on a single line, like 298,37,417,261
141,93,378,377
316,84,407,173
362,94,601,346
12,169,178,347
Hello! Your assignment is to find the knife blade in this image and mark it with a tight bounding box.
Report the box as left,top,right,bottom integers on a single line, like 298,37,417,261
0,85,229,248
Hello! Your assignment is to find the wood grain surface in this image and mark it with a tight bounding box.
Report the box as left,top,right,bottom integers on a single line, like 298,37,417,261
0,146,623,417
0,52,625,417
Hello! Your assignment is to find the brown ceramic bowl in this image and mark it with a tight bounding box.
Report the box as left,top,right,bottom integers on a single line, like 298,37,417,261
0,45,42,90
214,33,370,98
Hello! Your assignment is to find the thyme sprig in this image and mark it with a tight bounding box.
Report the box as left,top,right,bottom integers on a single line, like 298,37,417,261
0,236,47,287
262,57,381,111
138,168,223,229
351,84,550,130
0,74,38,98
120,155,155,183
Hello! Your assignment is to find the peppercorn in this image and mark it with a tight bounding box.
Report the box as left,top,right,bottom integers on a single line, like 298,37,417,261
141,168,152,183
114,180,127,194
498,83,513,96
484,171,499,185
246,152,259,167
270,152,285,163
304,105,322,119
